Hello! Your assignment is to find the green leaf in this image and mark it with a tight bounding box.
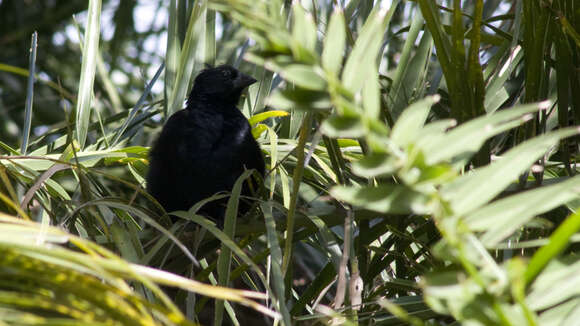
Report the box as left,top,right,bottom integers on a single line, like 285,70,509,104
536,297,580,326
322,9,346,75
164,0,181,116
320,115,365,138
330,184,430,214
291,3,317,54
75,0,102,148
417,0,453,67
166,2,206,116
465,175,580,246
251,123,267,138
21,32,37,155
418,102,550,166
527,257,580,311
267,88,331,111
112,63,164,146
261,202,292,326
352,153,398,178
525,209,580,289
214,169,251,325
342,10,386,93
0,149,134,171
362,63,381,119
387,10,429,120
422,271,483,318
484,45,523,113
280,64,326,91
442,127,580,217
248,110,289,126
391,95,439,148
0,214,278,321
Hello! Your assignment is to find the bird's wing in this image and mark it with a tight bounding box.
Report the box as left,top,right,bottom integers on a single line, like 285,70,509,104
220,111,266,174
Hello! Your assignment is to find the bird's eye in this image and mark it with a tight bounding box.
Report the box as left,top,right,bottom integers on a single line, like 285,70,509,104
222,70,231,78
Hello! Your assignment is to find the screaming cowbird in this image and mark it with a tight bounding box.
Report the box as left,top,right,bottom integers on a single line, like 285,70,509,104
146,65,265,222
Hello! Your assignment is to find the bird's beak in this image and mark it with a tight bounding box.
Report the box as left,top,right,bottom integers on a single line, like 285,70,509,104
233,72,257,90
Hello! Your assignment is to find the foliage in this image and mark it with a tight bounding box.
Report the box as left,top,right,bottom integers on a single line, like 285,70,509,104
0,0,579,325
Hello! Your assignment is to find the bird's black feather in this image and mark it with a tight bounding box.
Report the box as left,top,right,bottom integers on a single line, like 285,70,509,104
146,65,264,221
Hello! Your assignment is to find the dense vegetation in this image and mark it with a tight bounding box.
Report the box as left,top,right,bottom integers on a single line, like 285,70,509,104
1,0,579,325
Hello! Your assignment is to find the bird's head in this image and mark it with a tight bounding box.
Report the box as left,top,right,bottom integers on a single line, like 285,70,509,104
188,65,257,107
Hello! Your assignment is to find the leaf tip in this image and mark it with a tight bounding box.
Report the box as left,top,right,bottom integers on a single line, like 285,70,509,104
522,113,534,122
531,164,544,173
538,100,551,110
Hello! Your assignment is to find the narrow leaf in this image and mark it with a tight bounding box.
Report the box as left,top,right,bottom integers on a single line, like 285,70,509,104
443,127,580,216
342,10,385,92
280,64,326,91
322,9,346,75
419,102,550,165
75,0,102,148
391,95,440,148
465,175,580,246
331,184,430,214
21,32,37,155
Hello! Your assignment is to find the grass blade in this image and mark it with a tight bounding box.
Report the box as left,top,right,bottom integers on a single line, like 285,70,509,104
262,201,292,326
21,32,37,155
75,0,102,148
166,1,206,116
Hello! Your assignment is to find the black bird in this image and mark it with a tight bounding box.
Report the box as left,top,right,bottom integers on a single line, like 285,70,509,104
146,65,265,222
